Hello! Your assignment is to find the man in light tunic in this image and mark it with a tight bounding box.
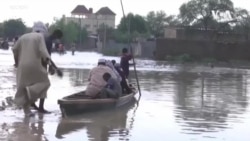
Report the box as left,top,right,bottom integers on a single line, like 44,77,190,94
12,22,51,116
85,59,117,98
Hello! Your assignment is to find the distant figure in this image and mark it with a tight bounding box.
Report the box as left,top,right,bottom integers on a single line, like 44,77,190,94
120,48,133,78
14,37,19,44
13,37,19,67
71,42,76,55
1,39,9,50
12,24,51,116
85,59,117,98
59,44,65,55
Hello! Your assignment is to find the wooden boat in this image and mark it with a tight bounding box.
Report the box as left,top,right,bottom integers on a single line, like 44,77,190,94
55,98,137,138
58,88,138,117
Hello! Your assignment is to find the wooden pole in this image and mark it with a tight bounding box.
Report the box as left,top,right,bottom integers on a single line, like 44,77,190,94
120,0,142,97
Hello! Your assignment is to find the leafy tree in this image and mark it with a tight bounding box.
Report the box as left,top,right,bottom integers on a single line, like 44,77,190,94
97,24,115,42
146,11,180,37
3,19,27,39
179,0,235,30
0,23,3,37
116,13,149,43
118,13,148,34
232,8,250,39
49,16,88,45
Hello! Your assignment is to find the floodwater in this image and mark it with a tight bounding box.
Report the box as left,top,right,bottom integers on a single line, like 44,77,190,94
0,49,250,141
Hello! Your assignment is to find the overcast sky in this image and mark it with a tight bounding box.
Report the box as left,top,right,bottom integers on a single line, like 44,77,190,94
0,0,249,27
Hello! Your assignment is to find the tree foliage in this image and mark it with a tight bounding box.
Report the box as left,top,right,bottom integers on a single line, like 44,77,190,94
49,16,88,45
97,24,115,42
179,0,235,29
0,23,3,37
118,13,148,34
2,19,27,39
115,13,149,43
146,11,180,37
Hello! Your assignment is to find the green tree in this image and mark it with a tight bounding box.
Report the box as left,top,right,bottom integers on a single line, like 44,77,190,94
0,23,3,37
146,11,180,37
118,13,148,34
232,8,250,39
97,24,115,42
116,13,149,43
49,16,88,45
3,19,27,39
179,0,235,30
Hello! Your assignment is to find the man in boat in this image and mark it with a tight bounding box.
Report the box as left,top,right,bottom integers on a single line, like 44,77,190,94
98,72,122,98
85,59,117,98
106,60,121,82
120,48,133,78
12,22,51,116
112,60,132,94
30,27,63,114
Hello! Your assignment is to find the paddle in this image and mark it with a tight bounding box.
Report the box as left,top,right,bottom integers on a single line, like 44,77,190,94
120,0,142,97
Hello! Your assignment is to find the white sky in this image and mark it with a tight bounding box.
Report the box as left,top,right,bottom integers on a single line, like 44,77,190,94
0,0,249,27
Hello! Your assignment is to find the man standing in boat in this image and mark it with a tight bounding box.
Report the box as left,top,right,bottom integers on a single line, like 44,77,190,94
120,48,133,78
111,60,132,94
85,59,117,98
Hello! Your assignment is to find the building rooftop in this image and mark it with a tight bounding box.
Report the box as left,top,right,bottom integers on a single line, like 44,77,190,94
71,5,116,16
95,7,116,16
71,5,91,15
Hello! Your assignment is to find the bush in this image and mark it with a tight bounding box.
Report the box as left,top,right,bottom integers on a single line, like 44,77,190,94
175,54,193,62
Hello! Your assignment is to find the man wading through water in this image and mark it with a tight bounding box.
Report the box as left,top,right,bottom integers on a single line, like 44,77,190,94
12,22,53,116
30,23,63,114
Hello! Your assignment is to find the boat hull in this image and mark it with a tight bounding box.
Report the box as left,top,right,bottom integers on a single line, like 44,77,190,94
58,90,137,116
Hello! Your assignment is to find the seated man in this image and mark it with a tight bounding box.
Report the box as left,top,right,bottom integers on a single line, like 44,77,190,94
106,60,121,82
85,59,117,98
98,73,122,99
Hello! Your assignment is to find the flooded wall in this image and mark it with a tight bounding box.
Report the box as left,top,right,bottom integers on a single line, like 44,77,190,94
155,38,250,61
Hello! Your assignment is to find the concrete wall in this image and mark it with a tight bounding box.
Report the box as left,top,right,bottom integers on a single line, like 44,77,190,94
155,38,250,61
98,40,156,58
164,28,248,42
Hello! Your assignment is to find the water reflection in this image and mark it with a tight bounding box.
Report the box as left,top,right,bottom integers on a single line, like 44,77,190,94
0,62,250,140
8,114,47,141
67,69,89,87
55,99,137,141
128,69,249,138
171,71,249,134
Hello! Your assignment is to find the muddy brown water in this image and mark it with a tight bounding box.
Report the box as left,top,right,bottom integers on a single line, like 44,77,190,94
0,50,250,141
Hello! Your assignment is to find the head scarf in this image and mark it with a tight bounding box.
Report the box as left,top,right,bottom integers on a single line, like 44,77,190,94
32,21,48,36
106,60,122,82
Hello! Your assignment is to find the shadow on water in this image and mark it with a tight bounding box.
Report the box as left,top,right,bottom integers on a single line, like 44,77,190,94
55,98,137,141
